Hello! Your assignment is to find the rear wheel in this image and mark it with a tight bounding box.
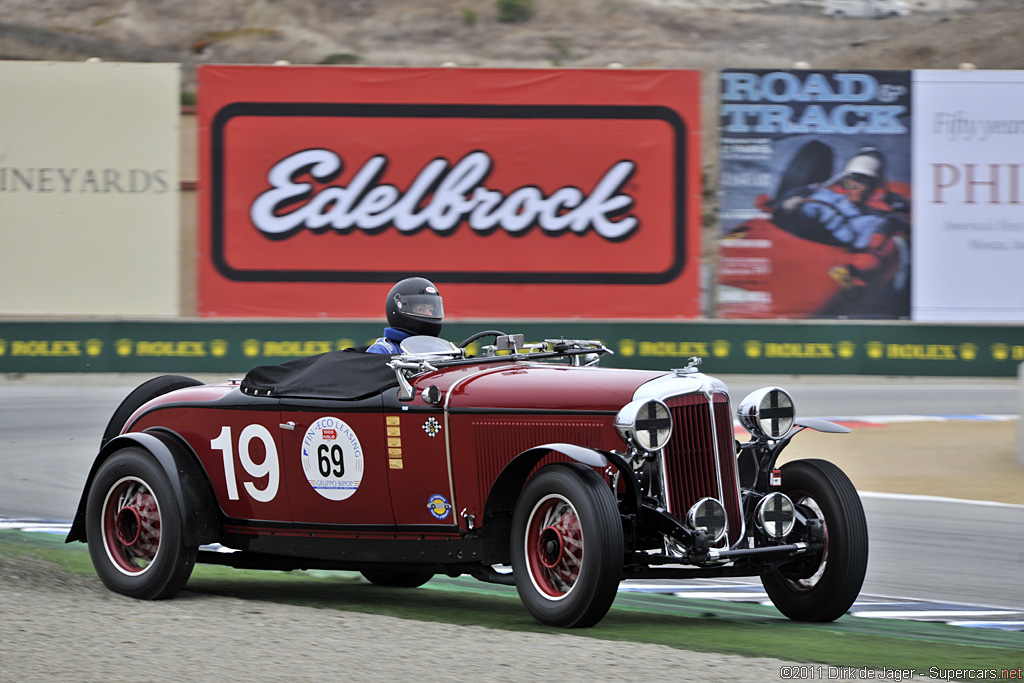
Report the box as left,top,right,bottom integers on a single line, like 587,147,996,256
511,463,623,628
85,448,197,599
761,459,868,621
360,568,434,588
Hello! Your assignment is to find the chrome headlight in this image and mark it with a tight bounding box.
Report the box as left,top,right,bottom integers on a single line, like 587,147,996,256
756,492,796,539
614,399,672,452
687,497,728,543
737,387,795,440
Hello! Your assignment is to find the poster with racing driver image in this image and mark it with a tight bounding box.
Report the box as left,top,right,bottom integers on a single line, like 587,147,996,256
716,69,911,319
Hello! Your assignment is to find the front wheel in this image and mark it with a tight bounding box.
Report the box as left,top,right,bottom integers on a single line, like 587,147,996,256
761,459,868,622
510,463,623,628
85,448,197,599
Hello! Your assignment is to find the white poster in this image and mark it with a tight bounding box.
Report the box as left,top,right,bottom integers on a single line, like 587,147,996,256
912,70,1024,321
0,61,180,316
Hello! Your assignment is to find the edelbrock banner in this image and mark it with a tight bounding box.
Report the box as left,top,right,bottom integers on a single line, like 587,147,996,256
197,66,702,319
716,69,912,320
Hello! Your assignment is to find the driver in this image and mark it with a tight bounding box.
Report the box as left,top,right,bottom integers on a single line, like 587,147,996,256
771,147,909,294
366,277,445,354
772,146,906,251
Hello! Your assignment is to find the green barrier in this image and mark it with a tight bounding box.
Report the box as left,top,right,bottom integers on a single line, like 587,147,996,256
0,319,1022,376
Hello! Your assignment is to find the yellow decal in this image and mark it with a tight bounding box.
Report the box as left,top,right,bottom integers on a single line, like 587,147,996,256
883,344,958,361
763,342,835,359
8,340,83,357
637,341,710,358
389,459,403,470
261,340,334,357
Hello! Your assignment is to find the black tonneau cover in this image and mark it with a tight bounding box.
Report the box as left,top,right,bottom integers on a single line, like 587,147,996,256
240,348,398,400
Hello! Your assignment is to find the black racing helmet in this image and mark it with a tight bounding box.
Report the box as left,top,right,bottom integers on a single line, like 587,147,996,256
385,277,444,337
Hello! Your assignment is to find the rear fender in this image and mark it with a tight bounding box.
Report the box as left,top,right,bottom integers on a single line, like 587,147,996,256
65,430,221,547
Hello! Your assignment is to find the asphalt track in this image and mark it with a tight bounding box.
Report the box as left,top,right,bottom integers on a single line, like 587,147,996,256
2,373,1022,630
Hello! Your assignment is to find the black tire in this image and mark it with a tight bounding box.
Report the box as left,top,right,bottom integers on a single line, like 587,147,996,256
101,375,203,446
510,463,623,628
85,448,197,599
360,568,434,588
761,459,868,622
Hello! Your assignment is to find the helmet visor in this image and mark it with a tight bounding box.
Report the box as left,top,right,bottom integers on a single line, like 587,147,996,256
395,293,443,320
843,172,875,187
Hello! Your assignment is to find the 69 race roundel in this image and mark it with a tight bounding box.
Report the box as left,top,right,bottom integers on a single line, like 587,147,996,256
301,417,364,501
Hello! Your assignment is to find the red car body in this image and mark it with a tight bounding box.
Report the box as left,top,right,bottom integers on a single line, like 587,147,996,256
68,335,867,628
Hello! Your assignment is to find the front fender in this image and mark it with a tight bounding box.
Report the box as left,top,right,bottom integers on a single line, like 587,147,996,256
486,443,608,514
479,443,610,565
65,430,221,547
740,419,852,491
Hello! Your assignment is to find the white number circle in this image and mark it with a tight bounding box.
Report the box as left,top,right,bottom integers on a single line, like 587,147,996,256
301,417,364,501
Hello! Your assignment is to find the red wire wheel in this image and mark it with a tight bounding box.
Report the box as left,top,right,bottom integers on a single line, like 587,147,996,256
85,448,197,599
101,476,162,574
511,463,623,628
525,494,585,598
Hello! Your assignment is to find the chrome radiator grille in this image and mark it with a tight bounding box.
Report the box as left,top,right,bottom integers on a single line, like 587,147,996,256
662,393,742,546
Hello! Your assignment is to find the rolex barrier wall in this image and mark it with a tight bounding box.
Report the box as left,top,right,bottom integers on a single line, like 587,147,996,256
1,319,1022,377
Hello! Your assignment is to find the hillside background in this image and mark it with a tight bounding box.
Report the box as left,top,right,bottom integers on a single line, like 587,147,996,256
5,0,1021,140
4,0,1019,152
4,1,1020,75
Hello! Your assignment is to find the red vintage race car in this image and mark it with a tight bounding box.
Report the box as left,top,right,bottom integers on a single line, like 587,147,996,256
67,333,867,628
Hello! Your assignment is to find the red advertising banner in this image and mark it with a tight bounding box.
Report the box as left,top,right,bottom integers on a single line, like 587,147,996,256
197,66,701,319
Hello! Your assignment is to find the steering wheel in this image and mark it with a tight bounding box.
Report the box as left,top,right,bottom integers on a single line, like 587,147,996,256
458,330,509,348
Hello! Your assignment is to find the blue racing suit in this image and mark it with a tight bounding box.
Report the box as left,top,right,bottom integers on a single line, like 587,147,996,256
773,185,903,251
366,327,413,355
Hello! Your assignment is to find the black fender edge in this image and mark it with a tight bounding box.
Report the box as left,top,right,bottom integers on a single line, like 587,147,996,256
65,430,222,547
479,443,614,565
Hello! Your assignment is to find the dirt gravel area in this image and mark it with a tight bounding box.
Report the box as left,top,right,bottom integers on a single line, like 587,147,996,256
0,552,814,683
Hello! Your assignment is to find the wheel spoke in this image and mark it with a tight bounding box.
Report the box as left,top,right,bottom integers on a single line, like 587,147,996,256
528,497,585,597
513,465,624,627
104,477,161,572
793,496,828,589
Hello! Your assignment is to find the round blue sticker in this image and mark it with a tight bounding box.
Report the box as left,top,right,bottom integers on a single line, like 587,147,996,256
427,494,451,520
